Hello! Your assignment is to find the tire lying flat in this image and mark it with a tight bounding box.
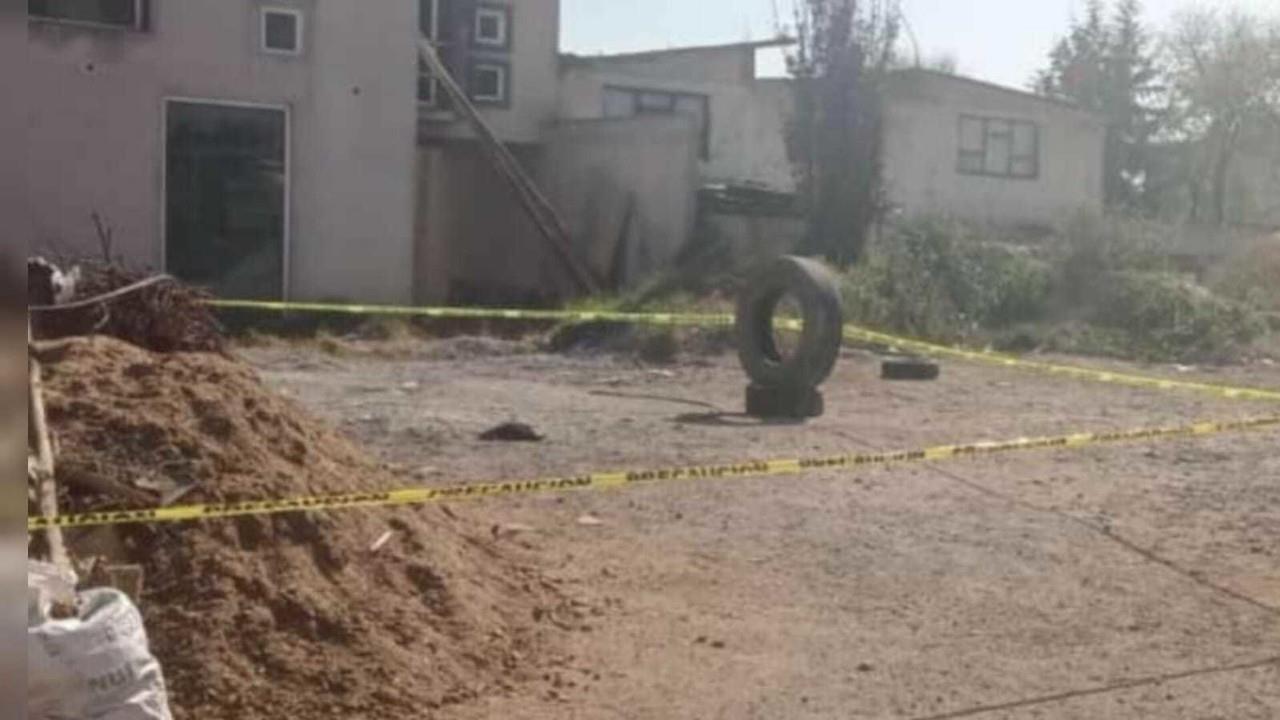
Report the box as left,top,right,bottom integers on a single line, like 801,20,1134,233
881,356,941,381
735,256,844,389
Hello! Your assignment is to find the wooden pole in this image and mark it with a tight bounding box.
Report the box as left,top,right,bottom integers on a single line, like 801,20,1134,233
29,321,70,572
417,39,601,295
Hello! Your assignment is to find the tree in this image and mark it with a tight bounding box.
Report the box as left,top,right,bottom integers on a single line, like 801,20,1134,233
1034,0,1163,210
1102,0,1165,209
1034,0,1108,110
786,0,902,266
1164,9,1280,224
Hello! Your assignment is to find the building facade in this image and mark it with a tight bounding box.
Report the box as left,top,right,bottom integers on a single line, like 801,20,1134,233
23,0,419,302
879,68,1106,226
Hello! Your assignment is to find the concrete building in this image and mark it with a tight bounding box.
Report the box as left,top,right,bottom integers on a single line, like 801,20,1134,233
879,68,1106,226
412,0,573,305
23,0,420,302
551,40,801,287
20,1,1108,306
559,40,797,192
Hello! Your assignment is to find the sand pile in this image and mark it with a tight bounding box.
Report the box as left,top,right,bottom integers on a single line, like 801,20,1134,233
40,336,574,720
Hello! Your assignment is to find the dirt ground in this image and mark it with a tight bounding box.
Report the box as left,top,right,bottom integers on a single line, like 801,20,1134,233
240,339,1280,720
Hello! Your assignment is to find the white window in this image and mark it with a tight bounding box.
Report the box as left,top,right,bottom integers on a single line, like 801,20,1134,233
261,7,303,55
471,63,507,103
474,6,508,47
958,114,1039,179
28,0,147,30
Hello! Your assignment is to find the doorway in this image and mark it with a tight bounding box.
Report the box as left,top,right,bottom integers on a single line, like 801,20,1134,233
164,100,287,299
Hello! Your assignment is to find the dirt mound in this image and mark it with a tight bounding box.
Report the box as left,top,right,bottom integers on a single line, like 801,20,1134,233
40,337,575,720
31,261,225,354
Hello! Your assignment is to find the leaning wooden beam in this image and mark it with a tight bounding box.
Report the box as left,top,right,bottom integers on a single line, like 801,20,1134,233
29,322,70,572
417,38,601,295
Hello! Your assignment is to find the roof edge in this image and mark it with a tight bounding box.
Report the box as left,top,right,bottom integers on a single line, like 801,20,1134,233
562,36,796,64
888,67,1103,119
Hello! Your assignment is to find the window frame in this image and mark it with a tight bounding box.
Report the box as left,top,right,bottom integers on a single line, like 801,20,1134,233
602,85,712,160
470,61,510,106
260,6,304,56
473,4,510,49
419,0,440,41
27,0,149,31
957,114,1040,181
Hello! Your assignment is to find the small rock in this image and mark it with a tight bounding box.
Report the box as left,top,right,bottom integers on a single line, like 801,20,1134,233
480,422,544,442
576,514,605,527
492,523,537,539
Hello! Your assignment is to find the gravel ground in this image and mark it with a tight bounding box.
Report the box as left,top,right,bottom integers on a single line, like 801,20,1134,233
241,340,1280,720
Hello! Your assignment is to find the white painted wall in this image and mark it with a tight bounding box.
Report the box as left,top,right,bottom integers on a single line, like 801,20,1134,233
544,115,701,285
22,0,418,302
880,70,1106,225
559,50,795,192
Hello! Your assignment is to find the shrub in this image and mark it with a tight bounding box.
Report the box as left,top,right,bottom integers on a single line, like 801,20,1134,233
841,218,1052,339
1210,236,1280,312
1054,212,1167,305
1092,271,1266,362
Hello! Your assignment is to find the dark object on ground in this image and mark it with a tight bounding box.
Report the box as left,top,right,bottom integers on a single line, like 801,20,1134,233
736,256,844,389
882,356,942,381
480,422,545,442
745,384,824,419
546,320,633,353
29,260,225,354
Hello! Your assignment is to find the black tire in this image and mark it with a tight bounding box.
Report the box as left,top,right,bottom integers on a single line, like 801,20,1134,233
745,383,825,419
735,256,844,388
881,356,941,381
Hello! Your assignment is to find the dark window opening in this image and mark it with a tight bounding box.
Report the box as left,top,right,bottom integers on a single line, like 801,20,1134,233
165,101,287,300
262,9,301,54
958,114,1040,180
29,0,145,29
603,86,712,160
474,5,509,47
471,63,507,104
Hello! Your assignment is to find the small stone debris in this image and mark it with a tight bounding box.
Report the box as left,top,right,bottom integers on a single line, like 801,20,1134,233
576,515,605,527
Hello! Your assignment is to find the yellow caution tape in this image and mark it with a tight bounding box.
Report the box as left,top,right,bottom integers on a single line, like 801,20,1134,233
841,326,1280,403
29,415,1280,531
208,299,1280,404
209,298,735,328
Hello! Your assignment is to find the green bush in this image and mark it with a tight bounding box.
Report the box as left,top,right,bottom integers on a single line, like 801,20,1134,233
841,218,1051,339
1091,271,1266,362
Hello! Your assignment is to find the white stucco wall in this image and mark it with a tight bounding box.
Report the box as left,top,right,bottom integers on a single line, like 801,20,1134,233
558,50,795,192
880,70,1105,225
23,0,418,302
543,115,701,285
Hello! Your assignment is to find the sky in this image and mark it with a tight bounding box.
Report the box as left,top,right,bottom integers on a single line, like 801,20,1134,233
562,0,1280,89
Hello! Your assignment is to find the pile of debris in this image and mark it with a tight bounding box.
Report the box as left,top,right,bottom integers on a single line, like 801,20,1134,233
28,258,225,354
27,275,577,719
